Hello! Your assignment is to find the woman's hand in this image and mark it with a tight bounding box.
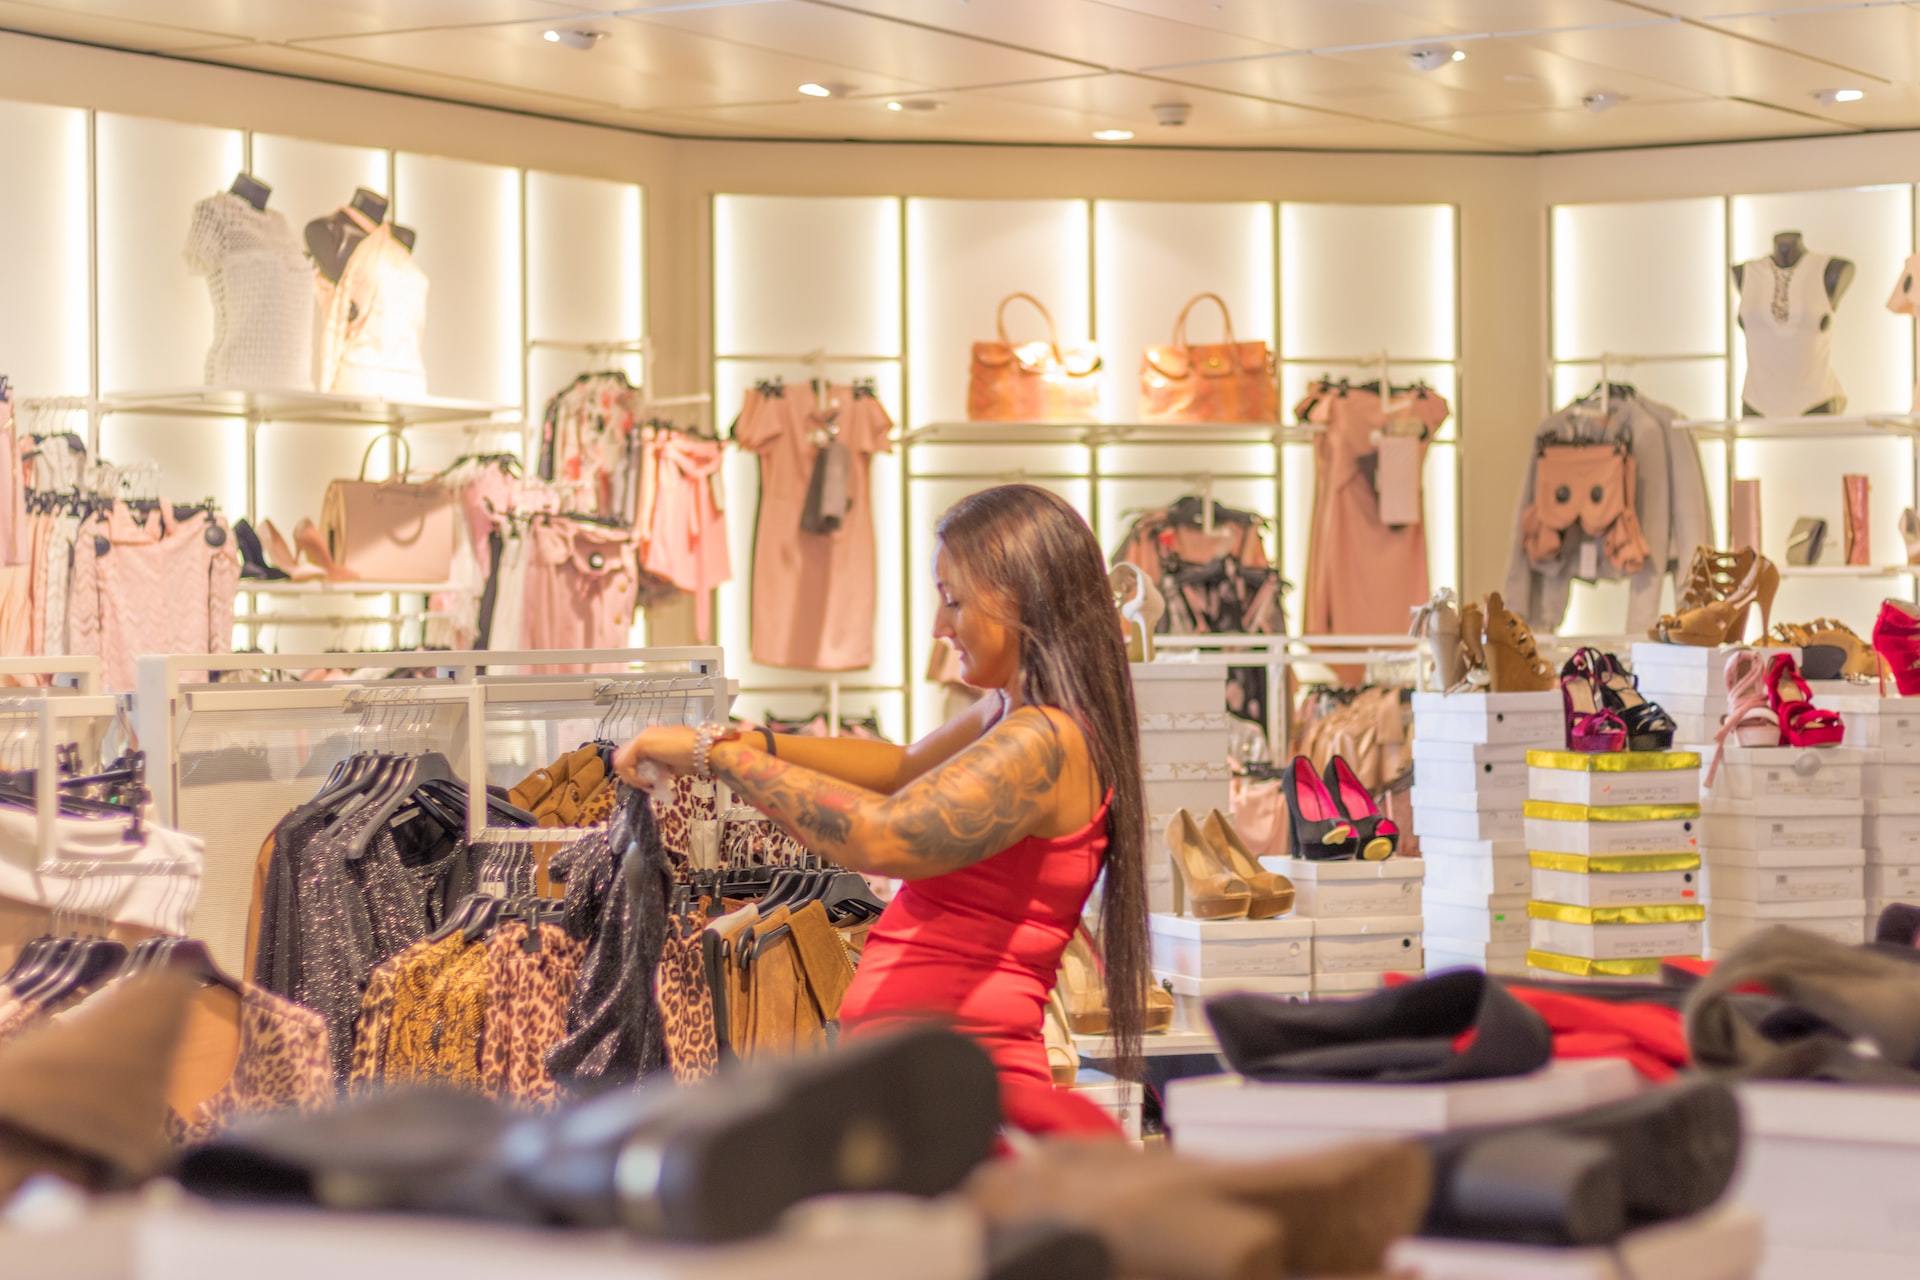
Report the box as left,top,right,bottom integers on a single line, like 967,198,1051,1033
612,725,700,790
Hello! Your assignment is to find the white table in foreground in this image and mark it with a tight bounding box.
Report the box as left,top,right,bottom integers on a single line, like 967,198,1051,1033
1074,1029,1220,1060
0,1189,984,1280
1389,1207,1761,1280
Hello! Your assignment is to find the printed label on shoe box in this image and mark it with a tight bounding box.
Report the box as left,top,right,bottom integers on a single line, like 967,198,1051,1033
1701,808,1865,852
1415,793,1523,841
1702,862,1865,904
1531,865,1699,908
1149,913,1313,981
1710,746,1867,803
1529,913,1703,960
1527,761,1702,809
1421,848,1530,898
1708,907,1865,953
1310,914,1423,973
1865,862,1920,900
1413,756,1530,800
1524,814,1698,857
1412,692,1562,746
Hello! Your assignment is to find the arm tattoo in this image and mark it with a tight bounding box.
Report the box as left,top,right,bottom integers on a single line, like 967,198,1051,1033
710,710,1070,879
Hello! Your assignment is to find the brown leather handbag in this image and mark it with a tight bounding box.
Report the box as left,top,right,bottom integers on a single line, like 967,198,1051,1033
967,292,1102,422
1139,292,1277,424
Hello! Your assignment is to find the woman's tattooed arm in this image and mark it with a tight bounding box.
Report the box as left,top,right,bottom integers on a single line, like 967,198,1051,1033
709,707,1070,879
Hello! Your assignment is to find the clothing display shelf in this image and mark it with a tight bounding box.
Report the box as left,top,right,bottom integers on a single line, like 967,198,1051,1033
734,680,900,738
0,671,121,864
1153,634,1420,761
132,646,730,837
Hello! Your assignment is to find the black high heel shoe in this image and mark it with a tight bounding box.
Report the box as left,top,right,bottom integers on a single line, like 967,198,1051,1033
233,518,288,581
1321,756,1398,861
1281,755,1357,861
1587,650,1676,751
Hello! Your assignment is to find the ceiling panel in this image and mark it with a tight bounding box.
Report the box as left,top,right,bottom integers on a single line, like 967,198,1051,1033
0,0,252,48
801,0,1285,72
1320,33,1710,119
624,0,1102,89
1629,0,1902,15
1519,15,1896,102
960,71,1351,138
1692,5,1920,86
1439,95,1843,147
6,0,603,44
1095,0,1459,55
1364,0,1666,33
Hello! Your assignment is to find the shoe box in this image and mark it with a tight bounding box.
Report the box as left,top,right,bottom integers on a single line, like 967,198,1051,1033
1524,950,1673,982
1154,970,1309,1033
1424,937,1528,977
1526,749,1704,808
1865,861,1920,901
1707,896,1867,953
1631,641,1798,698
1736,1079,1920,1276
1532,859,1702,909
1166,1057,1640,1160
1411,738,1530,803
1706,744,1867,804
1272,855,1423,918
1865,795,1920,862
1309,968,1422,996
1414,800,1523,842
1702,800,1865,856
1421,839,1529,898
1529,907,1705,960
1387,1208,1764,1280
1524,805,1699,855
1409,689,1561,746
1149,912,1313,981
1423,891,1529,946
1808,681,1920,750
1070,1068,1145,1142
1309,913,1423,976
1700,845,1865,906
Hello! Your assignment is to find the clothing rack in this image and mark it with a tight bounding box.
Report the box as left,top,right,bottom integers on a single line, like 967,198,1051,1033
0,679,130,875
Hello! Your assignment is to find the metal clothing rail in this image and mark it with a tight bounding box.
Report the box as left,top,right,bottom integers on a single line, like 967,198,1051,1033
0,689,124,864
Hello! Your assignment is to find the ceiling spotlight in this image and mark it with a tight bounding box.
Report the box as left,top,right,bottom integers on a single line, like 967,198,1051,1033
1407,44,1464,72
887,98,944,113
1152,101,1192,127
1814,87,1866,104
798,82,834,97
1582,90,1626,114
542,28,605,51
1092,128,1135,141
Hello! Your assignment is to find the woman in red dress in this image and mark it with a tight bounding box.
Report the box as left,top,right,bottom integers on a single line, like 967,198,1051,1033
614,484,1150,1136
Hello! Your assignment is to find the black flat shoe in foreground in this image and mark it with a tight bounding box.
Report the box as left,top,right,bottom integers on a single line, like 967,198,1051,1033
1422,1079,1742,1246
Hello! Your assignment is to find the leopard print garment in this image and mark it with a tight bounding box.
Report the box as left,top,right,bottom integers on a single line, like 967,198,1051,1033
167,986,332,1145
654,775,715,873
380,934,469,1086
719,815,806,869
348,958,401,1095
479,921,585,1109
655,912,718,1084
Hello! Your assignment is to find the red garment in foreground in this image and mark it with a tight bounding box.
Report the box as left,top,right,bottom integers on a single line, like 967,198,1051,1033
838,800,1121,1140
1388,970,1690,1082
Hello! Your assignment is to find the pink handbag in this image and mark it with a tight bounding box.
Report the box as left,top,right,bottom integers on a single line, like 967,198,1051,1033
1139,292,1277,423
320,433,458,583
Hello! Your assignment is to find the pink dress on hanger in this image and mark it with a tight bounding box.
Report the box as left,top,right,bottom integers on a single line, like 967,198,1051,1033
641,431,730,642
1300,385,1450,662
735,382,892,671
66,502,238,692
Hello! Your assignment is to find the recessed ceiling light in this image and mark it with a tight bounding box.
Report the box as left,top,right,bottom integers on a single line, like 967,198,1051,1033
1092,128,1135,141
886,100,903,111
887,98,944,113
1408,45,1464,72
1814,87,1866,104
542,28,605,51
798,82,834,97
1583,90,1626,114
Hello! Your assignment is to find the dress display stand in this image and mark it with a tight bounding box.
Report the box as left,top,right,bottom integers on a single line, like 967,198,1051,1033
1410,689,1558,976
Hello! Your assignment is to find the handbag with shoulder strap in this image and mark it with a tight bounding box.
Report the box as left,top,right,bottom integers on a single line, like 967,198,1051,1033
320,432,458,582
967,292,1102,423
1139,292,1277,424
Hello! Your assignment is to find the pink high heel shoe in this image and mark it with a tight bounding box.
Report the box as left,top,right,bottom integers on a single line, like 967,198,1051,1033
1704,650,1779,790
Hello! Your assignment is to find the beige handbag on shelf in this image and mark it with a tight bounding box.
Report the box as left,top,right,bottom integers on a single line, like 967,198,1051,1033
1139,291,1277,424
320,432,458,582
966,291,1103,423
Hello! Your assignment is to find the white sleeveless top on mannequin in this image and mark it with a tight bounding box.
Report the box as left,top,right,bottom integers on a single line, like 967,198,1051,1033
183,192,315,390
1738,251,1844,418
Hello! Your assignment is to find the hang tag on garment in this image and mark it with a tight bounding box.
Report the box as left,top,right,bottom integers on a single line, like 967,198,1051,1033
1578,538,1600,580
689,818,720,872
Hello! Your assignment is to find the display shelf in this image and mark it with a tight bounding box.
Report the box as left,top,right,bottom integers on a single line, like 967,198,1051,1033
1677,413,1920,441
95,385,515,428
901,419,1321,448
238,578,454,595
1074,1029,1220,1059
1778,564,1920,580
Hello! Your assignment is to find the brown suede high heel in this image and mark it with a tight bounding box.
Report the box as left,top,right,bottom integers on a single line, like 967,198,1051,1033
1201,809,1294,919
1056,928,1112,1036
1167,809,1254,919
1651,551,1778,646
1484,592,1554,692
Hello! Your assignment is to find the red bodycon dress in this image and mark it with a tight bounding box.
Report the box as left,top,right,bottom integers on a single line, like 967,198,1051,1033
837,796,1122,1138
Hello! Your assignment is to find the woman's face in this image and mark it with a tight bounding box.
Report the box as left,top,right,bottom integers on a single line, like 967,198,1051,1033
932,543,1019,690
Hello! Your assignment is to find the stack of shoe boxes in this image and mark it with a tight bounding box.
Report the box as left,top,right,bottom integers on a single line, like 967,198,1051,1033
1408,689,1560,977
1828,686,1920,936
1278,856,1425,998
1525,745,1704,981
1140,663,1314,1024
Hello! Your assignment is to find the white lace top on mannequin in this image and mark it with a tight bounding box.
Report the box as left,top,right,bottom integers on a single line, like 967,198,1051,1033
183,192,315,389
1737,251,1845,417
315,205,429,400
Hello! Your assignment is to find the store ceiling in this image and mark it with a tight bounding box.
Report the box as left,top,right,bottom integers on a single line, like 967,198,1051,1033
5,0,1920,152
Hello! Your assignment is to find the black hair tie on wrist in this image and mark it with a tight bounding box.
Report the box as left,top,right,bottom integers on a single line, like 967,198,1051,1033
759,726,776,757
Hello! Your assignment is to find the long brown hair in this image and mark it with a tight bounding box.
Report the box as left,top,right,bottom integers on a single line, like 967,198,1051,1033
935,484,1149,1080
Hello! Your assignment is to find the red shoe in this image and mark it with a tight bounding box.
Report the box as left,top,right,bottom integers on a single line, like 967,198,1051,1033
1766,652,1845,747
1873,598,1920,696
1321,756,1398,861
1560,670,1628,753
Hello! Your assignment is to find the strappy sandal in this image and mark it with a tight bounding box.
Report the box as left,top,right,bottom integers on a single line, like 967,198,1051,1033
1704,650,1778,789
1768,652,1845,747
1485,592,1554,692
1586,650,1676,750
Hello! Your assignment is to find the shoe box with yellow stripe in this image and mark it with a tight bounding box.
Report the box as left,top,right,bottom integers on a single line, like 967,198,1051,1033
1524,749,1703,981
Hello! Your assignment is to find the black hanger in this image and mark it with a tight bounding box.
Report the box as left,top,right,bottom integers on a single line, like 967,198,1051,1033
342,751,459,860
123,935,242,994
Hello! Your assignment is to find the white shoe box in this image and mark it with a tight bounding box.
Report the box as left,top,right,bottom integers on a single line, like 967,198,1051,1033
1818,688,1920,750
1866,861,1920,900
1167,1058,1640,1160
1708,898,1867,952
1735,1080,1920,1276
1389,1208,1764,1280
1411,690,1561,745
1137,715,1230,766
1533,865,1701,908
1702,802,1865,853
1411,738,1531,801
1157,970,1309,1033
1425,895,1529,945
1708,745,1866,803
1525,811,1700,856
1632,642,1797,696
1309,968,1422,996
1669,713,1716,745
1410,778,1526,812
1425,940,1530,976
1145,857,1174,915
1149,912,1313,981
1071,1073,1146,1141
1415,797,1523,842
1530,912,1704,959
1526,751,1703,808
1311,914,1423,973
1865,796,1920,861
1702,860,1865,904
1272,855,1423,918
1868,747,1920,800
1421,839,1530,897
